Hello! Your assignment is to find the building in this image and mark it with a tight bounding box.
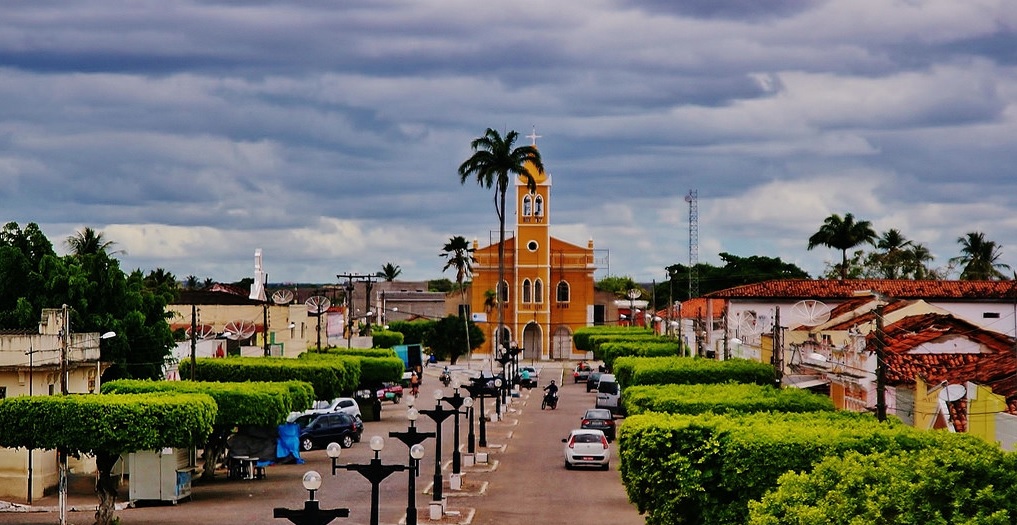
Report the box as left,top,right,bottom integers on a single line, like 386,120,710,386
465,150,598,360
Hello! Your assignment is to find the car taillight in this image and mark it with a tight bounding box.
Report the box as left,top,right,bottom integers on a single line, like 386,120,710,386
581,419,590,425
601,436,609,448
568,437,576,449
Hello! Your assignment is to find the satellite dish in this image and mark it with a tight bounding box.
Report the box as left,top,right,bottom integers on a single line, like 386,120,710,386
186,324,216,340
738,311,764,335
305,296,331,316
792,300,832,327
939,384,967,403
224,320,256,340
272,289,295,305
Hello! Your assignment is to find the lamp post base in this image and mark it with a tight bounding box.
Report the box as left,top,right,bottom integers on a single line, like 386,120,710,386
475,452,489,464
429,501,444,520
463,453,475,467
449,473,462,491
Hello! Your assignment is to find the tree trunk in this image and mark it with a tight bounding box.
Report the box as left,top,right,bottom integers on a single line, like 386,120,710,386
496,183,507,355
199,428,231,480
94,451,119,525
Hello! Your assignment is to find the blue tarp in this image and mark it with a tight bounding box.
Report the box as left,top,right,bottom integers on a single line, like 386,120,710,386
276,423,304,464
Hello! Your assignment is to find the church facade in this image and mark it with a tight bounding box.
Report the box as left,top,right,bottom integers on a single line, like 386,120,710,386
467,152,597,360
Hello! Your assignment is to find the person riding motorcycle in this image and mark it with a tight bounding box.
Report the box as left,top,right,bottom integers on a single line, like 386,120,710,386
440,366,451,387
542,380,559,409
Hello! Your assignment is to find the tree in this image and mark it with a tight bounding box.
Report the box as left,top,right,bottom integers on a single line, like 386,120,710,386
440,235,476,295
184,275,199,289
807,213,877,280
65,226,122,256
423,315,485,365
951,231,1012,280
0,393,217,525
378,262,402,281
459,128,544,354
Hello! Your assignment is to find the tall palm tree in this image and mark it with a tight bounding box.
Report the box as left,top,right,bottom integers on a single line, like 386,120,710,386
440,235,476,296
378,262,402,281
459,128,544,353
874,229,913,279
184,275,200,290
807,213,877,280
904,242,936,279
65,227,122,256
950,232,1011,280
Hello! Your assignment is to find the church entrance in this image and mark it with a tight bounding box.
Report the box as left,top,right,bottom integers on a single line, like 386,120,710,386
551,326,573,360
522,322,542,360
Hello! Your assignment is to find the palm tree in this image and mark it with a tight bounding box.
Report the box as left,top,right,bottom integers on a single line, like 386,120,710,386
904,243,936,279
807,213,877,280
874,229,913,279
440,235,476,296
378,263,402,281
459,128,544,353
950,232,1011,280
66,227,122,256
184,275,199,290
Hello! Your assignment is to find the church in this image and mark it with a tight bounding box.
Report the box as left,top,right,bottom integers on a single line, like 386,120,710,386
466,137,598,361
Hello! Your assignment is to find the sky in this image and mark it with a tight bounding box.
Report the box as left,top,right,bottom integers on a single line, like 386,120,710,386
2,1,1017,287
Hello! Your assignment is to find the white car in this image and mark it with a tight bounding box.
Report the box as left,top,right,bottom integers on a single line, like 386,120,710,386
286,397,361,422
562,429,610,470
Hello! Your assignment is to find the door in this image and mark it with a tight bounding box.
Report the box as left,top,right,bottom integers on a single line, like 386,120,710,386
523,322,542,360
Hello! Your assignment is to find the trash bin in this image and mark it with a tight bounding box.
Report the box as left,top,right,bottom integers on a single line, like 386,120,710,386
355,389,382,421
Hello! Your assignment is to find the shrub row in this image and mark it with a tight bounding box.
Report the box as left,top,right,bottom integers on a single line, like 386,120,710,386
180,356,356,400
300,351,404,387
573,326,653,352
102,379,313,426
598,341,680,370
622,383,835,416
613,356,774,388
618,411,996,525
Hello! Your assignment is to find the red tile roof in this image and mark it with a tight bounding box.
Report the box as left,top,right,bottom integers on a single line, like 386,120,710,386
706,279,1017,300
822,299,913,331
662,298,726,320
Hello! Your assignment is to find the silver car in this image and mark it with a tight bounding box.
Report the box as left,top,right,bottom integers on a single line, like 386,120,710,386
562,429,610,470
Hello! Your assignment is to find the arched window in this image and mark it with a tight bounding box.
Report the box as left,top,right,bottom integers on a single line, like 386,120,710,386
534,279,544,303
522,195,532,216
522,279,532,303
534,195,544,217
499,280,509,303
556,281,570,302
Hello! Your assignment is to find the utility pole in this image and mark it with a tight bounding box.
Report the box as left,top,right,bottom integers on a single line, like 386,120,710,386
190,304,197,380
60,304,69,395
875,302,887,422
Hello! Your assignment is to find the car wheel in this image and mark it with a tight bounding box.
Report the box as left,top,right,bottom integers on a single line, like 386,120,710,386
301,438,314,452
602,463,610,471
393,395,400,404
564,460,572,470
354,432,362,443
341,435,354,448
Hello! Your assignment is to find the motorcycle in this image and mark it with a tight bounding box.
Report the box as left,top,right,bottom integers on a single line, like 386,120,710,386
541,390,559,410
440,371,451,387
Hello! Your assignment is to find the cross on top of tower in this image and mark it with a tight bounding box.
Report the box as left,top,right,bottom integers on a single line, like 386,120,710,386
526,126,542,146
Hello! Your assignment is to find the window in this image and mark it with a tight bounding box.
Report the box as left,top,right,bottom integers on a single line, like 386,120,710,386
556,281,570,302
983,312,1001,319
534,279,544,303
499,281,509,303
522,195,532,216
522,279,532,303
527,240,538,252
534,195,544,216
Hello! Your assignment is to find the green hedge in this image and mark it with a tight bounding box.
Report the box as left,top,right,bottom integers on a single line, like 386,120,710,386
102,379,313,426
179,356,356,400
299,351,404,387
371,329,404,348
622,383,835,416
613,356,775,388
0,392,216,454
574,326,653,351
748,448,1017,524
387,320,434,345
619,411,994,525
598,341,680,370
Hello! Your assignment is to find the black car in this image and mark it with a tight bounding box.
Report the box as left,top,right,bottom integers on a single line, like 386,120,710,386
586,371,604,392
296,412,364,451
580,408,616,441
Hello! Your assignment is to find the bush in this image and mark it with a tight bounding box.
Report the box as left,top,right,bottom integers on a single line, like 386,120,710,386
613,356,774,388
622,383,835,416
180,356,356,400
574,326,653,351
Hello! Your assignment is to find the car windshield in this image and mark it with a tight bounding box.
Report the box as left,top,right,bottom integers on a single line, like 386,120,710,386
598,381,618,394
585,410,612,419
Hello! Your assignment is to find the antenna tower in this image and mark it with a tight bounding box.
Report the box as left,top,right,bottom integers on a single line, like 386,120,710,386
685,189,699,298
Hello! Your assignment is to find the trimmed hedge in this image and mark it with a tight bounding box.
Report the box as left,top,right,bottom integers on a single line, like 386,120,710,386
371,329,404,348
574,326,653,352
598,341,680,370
622,383,835,416
0,392,216,454
179,356,356,400
619,411,995,525
299,351,404,387
102,379,313,426
613,356,775,388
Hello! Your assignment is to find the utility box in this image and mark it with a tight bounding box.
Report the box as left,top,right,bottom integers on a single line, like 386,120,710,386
129,448,194,504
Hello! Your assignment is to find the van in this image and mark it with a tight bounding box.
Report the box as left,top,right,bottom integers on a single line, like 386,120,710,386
595,374,621,414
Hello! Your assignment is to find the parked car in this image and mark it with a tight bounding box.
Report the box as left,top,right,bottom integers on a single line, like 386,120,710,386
562,429,610,470
573,363,593,383
580,408,616,441
519,366,539,388
296,412,364,451
376,382,403,403
595,374,621,414
585,371,604,392
286,396,362,423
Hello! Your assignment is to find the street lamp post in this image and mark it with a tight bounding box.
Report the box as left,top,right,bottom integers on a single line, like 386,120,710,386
328,437,406,525
441,384,473,475
418,389,455,504
388,408,434,525
273,470,349,525
464,377,495,448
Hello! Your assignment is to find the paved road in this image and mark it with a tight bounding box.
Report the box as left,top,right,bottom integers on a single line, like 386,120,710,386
0,362,646,525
